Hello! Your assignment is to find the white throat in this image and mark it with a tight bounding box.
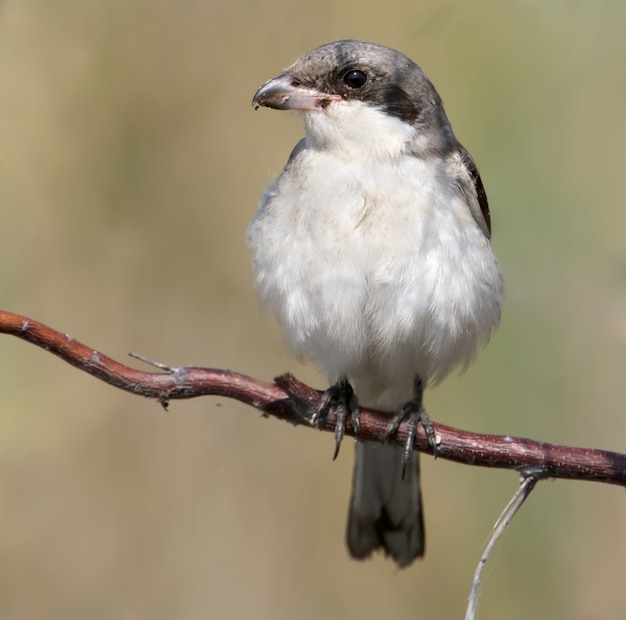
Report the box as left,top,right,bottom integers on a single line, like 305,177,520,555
302,100,416,159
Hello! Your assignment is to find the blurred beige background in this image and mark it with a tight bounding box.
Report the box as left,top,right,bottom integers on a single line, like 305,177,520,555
1,1,625,619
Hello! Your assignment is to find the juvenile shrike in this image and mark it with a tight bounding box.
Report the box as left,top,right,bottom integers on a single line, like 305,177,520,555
247,40,503,567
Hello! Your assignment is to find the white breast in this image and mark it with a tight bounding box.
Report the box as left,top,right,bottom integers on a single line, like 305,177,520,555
247,103,503,402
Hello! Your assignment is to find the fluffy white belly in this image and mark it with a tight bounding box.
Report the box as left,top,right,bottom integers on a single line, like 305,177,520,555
247,149,503,399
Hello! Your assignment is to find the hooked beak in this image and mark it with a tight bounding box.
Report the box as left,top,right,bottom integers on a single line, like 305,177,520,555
252,73,341,111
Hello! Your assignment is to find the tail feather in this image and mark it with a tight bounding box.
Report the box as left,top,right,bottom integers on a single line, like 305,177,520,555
346,441,424,567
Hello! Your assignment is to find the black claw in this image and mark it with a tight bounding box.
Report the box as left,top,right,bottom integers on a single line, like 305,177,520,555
316,377,359,460
331,400,347,461
384,376,438,478
418,408,437,454
351,406,361,436
402,411,419,478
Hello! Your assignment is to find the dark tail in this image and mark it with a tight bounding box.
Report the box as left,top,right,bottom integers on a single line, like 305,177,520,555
346,441,424,567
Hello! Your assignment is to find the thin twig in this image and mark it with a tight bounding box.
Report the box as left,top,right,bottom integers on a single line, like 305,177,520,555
465,474,543,620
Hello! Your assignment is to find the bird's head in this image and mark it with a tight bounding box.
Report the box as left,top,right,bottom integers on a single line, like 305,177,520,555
252,40,454,158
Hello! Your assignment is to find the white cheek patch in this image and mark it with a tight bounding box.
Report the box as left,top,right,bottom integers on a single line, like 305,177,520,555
303,100,416,159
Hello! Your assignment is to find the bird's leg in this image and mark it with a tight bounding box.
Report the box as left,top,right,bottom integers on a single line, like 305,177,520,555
384,376,438,477
316,376,359,461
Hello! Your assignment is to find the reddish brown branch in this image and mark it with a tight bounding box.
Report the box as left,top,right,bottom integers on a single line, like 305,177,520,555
1,309,625,486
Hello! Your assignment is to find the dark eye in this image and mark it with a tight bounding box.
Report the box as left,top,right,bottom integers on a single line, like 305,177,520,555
343,69,367,89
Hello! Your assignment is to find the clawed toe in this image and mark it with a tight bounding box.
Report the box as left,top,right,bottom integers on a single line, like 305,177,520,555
316,377,359,460
384,376,438,477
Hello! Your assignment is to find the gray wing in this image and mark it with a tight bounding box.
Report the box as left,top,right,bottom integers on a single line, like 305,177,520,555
450,146,492,239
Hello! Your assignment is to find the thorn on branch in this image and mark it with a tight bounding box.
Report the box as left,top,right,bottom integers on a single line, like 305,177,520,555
129,352,177,373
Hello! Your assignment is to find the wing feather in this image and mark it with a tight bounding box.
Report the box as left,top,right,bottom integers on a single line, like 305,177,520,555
451,147,492,239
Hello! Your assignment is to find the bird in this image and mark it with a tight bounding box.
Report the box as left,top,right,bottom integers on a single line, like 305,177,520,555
247,40,504,568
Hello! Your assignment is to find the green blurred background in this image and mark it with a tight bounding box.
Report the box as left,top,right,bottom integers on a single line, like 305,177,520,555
1,1,625,618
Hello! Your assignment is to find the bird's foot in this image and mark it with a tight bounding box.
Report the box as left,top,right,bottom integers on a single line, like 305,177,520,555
315,377,359,460
384,376,438,478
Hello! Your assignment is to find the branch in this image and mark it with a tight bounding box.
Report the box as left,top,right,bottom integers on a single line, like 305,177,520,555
1,309,625,486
